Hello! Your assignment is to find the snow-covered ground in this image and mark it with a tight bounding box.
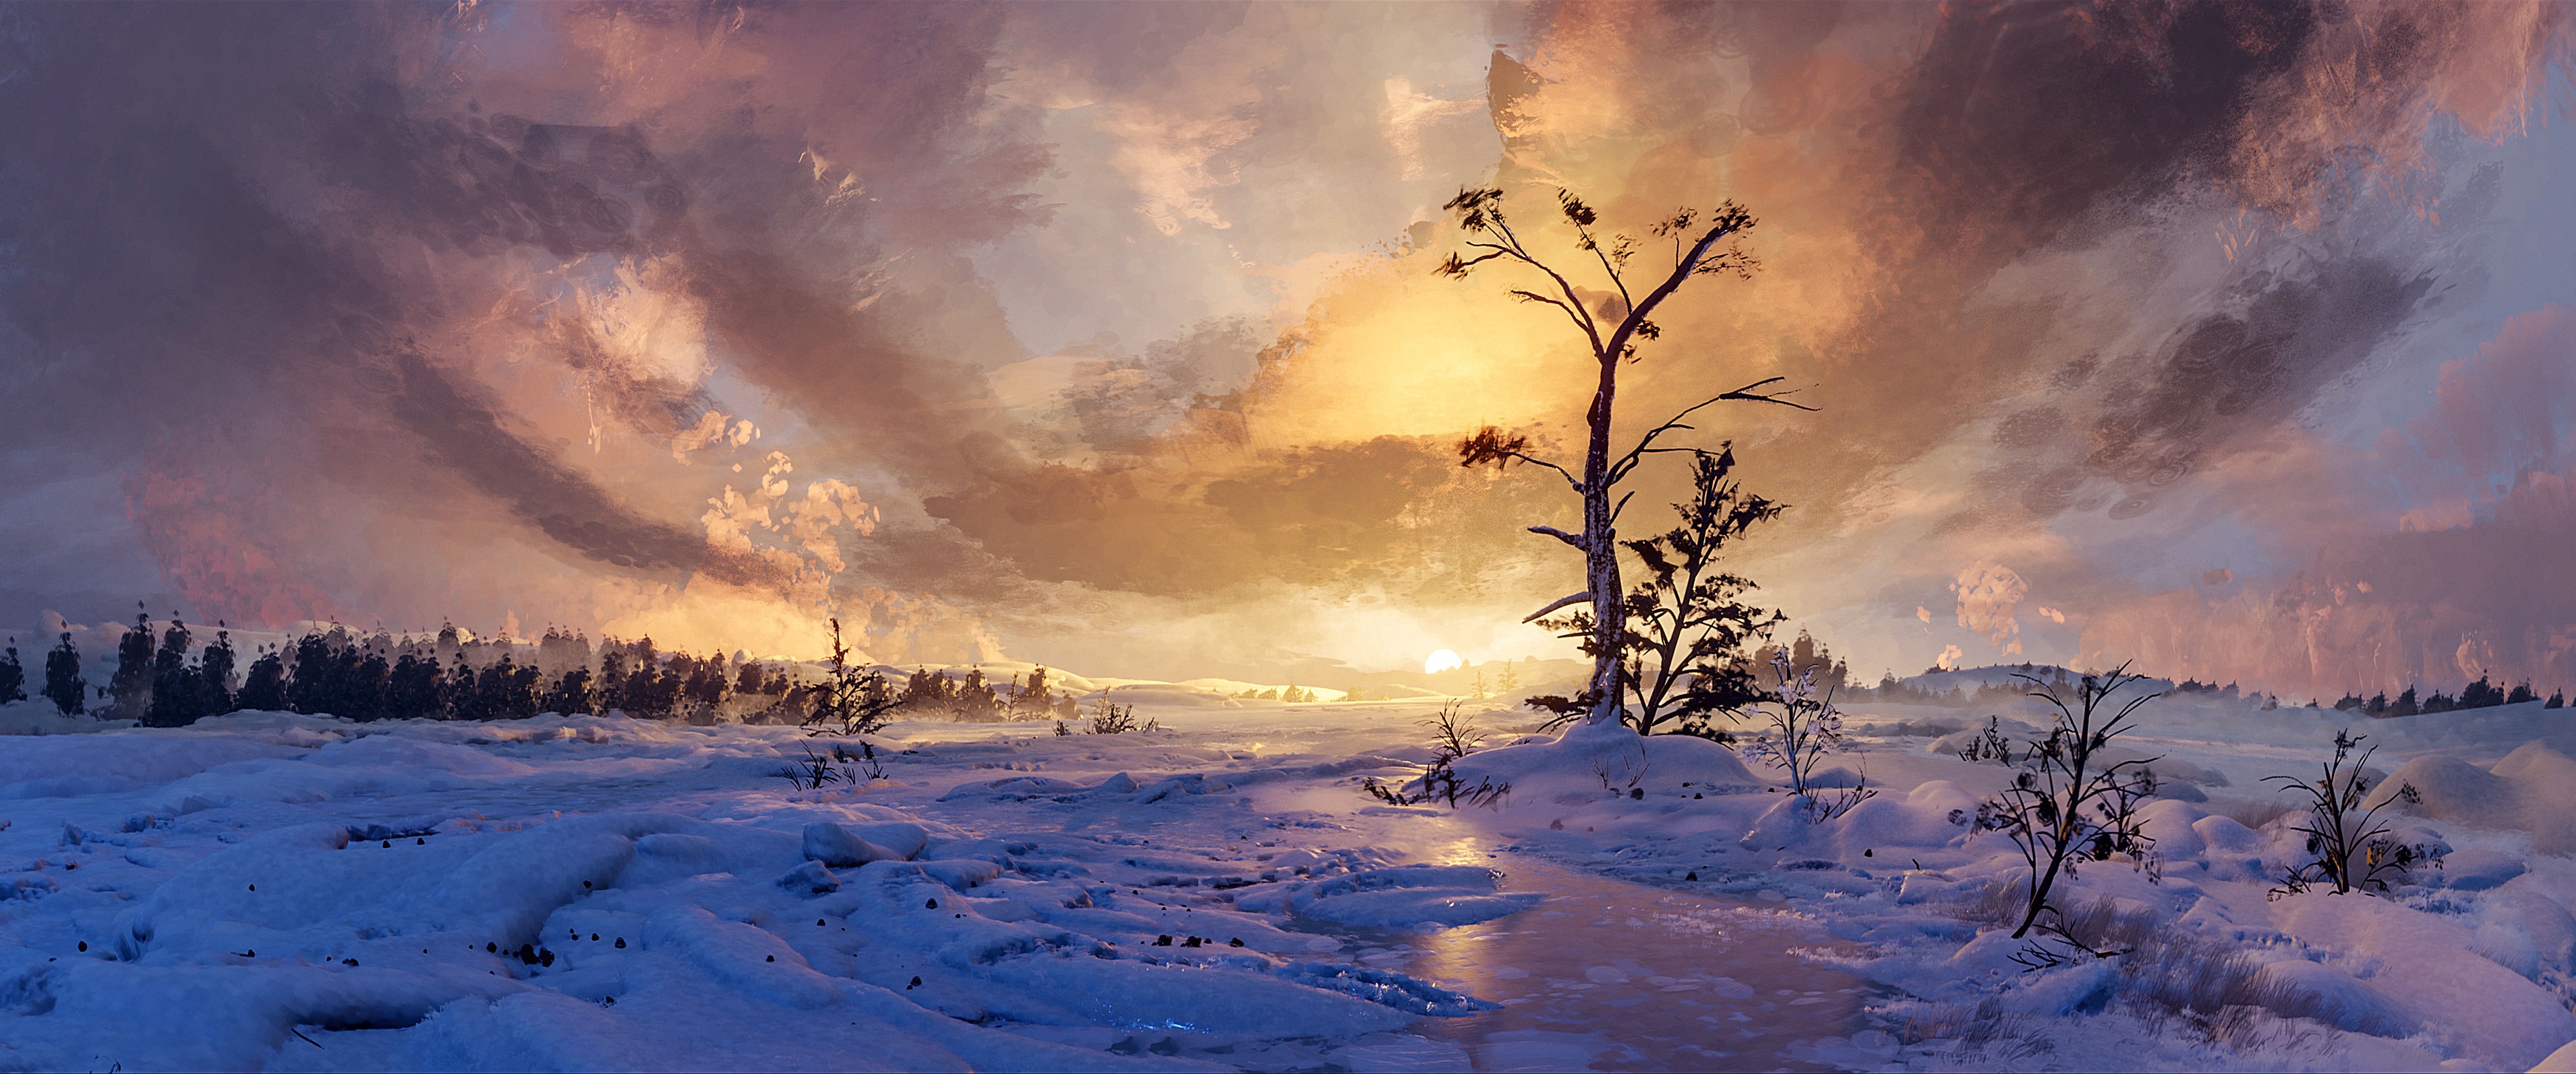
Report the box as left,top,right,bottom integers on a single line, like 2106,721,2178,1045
5,670,2576,1071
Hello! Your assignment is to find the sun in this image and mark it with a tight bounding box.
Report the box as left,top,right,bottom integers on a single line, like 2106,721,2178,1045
1424,649,1463,674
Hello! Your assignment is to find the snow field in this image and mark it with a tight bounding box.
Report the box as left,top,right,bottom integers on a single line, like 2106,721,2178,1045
1448,694,2576,1071
8,680,2576,1070
0,703,1534,1071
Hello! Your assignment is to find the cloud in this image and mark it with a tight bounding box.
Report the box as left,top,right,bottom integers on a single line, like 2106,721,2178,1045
1,2,2572,689
1954,563,2029,655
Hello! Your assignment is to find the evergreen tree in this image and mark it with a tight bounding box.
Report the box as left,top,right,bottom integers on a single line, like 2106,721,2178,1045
541,667,595,716
734,660,768,698
108,606,155,719
443,658,480,720
286,633,332,714
473,656,539,719
639,653,683,718
2509,681,2537,705
200,627,237,716
901,668,951,715
1014,667,1056,717
145,619,198,727
386,653,442,718
42,633,83,715
2548,689,2565,710
349,650,392,720
0,639,26,704
682,652,729,717
237,648,289,711
2387,687,2419,717
596,649,629,713
952,669,1001,721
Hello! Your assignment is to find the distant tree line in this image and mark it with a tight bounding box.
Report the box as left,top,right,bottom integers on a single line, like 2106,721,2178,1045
2331,675,2563,716
19,609,1082,729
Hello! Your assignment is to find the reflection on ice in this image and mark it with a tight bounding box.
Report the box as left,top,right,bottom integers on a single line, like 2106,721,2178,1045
1318,855,1872,1072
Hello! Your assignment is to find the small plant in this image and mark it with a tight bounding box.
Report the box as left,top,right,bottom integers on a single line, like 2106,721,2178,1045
1957,715,2014,764
1423,702,1485,761
803,618,900,737
1593,750,1651,795
2264,729,2438,897
829,741,887,783
1740,650,1873,820
1082,690,1157,735
1362,704,1511,808
1975,662,2161,940
777,747,844,792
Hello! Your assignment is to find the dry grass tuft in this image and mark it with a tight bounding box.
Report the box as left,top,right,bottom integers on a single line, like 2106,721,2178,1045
1948,886,2335,1042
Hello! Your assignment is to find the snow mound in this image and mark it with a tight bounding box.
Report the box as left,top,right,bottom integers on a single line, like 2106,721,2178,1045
2369,741,2576,853
2252,959,2417,1037
2271,891,2576,1069
0,733,305,799
1741,780,1980,859
1447,720,1759,795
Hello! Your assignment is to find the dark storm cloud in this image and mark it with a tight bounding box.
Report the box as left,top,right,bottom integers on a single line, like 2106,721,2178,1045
384,351,778,585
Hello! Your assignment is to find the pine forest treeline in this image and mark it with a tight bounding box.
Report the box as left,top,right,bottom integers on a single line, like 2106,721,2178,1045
30,610,1085,729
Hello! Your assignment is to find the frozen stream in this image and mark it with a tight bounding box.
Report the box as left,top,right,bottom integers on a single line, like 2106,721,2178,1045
1341,855,1875,1072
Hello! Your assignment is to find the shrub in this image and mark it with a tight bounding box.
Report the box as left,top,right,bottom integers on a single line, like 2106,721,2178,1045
2264,729,2439,897
776,746,843,791
1362,703,1509,808
1740,650,1872,820
1956,715,2014,764
1082,690,1155,735
803,618,898,737
1975,663,2161,940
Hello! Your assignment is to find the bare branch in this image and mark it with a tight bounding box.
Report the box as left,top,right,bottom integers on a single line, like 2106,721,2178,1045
1501,451,1579,489
1523,592,1595,623
1610,376,1816,485
1597,206,1757,370
1504,289,1601,342
1486,215,1608,359
1527,525,1587,550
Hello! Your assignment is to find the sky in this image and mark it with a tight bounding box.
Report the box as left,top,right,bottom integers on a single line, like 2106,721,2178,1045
1,1,2573,698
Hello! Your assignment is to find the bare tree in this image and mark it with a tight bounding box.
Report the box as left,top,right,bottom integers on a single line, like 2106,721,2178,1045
1442,187,1809,729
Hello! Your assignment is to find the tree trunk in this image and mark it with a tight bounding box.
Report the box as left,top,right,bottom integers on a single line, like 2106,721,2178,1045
1583,355,1623,728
